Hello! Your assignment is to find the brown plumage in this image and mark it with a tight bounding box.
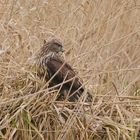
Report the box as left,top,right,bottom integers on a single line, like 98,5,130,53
36,39,92,102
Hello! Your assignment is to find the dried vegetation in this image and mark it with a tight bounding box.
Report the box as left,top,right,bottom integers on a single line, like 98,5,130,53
0,0,140,139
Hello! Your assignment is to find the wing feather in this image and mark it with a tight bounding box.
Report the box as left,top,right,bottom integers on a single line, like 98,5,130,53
45,54,83,91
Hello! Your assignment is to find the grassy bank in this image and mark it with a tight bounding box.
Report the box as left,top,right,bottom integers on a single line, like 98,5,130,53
0,0,140,139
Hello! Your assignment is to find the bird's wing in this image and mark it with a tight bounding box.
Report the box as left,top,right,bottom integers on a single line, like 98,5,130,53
45,54,82,88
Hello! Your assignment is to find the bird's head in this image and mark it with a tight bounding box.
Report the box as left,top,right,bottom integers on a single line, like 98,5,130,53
42,39,64,54
30,39,64,64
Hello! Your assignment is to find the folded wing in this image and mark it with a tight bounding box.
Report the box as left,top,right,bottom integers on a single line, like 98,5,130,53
44,54,84,99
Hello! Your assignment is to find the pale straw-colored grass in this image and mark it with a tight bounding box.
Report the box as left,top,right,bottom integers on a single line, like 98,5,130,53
0,0,140,140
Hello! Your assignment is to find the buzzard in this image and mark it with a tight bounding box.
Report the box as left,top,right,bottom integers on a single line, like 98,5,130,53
36,39,92,102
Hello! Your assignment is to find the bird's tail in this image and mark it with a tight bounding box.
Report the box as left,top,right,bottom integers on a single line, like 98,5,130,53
68,88,92,102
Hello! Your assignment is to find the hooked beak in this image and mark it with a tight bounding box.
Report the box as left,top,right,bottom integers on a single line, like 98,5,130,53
61,47,64,52
61,49,64,52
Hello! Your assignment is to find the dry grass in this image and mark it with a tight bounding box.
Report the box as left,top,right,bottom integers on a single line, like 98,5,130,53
0,0,140,140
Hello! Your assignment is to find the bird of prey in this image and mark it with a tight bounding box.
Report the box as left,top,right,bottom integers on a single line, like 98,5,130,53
36,39,92,102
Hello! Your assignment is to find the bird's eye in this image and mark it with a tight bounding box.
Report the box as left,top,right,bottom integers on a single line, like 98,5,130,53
59,45,62,48
54,43,60,47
